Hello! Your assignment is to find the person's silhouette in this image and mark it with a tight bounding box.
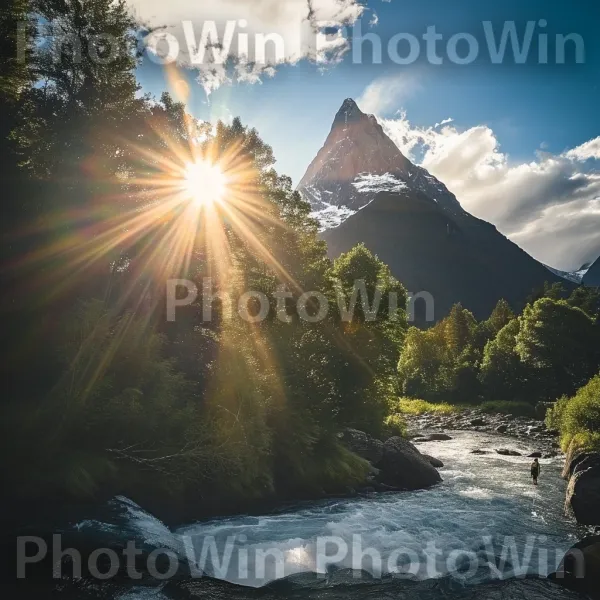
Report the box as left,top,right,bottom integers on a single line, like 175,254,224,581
531,458,541,485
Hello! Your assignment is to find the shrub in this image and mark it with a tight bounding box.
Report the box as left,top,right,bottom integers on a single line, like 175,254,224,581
546,374,600,452
394,397,460,416
383,413,408,438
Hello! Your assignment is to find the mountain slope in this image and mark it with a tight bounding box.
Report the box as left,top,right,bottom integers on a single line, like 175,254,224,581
299,99,570,320
545,265,590,284
583,256,600,287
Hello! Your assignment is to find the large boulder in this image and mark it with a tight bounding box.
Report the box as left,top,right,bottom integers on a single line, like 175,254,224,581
378,436,442,490
338,428,384,465
549,535,600,598
565,453,600,525
562,440,591,480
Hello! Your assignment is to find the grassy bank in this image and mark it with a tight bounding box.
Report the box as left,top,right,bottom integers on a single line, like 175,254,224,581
393,398,538,418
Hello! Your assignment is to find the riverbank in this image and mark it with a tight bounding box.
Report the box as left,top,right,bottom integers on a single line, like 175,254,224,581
405,407,561,454
9,429,592,599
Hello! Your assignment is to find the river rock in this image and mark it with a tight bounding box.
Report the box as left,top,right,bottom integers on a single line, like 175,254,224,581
418,433,453,442
496,449,522,456
338,428,384,465
378,437,442,490
495,424,508,434
470,418,487,426
423,454,444,468
549,535,600,597
471,449,490,455
528,451,543,458
565,454,600,525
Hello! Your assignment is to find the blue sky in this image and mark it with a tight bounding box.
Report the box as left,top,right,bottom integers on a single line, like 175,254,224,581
131,0,600,270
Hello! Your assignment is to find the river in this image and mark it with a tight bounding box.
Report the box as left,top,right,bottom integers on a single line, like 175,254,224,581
51,431,590,599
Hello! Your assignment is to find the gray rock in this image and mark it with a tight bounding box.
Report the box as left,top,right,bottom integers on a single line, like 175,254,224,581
550,535,600,598
470,418,487,426
562,441,590,480
419,433,453,442
528,451,543,458
495,425,508,434
379,437,442,490
471,449,489,455
423,454,444,468
565,455,600,525
496,448,522,456
338,428,384,465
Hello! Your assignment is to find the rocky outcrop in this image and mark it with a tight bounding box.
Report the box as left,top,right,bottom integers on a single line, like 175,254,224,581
562,440,590,479
339,429,443,492
378,437,443,490
560,440,600,525
549,535,600,599
338,428,384,465
564,454,600,525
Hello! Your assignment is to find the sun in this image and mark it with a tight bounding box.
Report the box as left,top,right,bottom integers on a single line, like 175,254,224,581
183,159,228,207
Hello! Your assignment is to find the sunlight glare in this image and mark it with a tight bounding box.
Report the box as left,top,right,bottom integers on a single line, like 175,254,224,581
184,159,227,207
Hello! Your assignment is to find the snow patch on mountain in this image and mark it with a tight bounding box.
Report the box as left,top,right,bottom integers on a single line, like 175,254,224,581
351,173,408,194
544,265,589,284
310,203,357,230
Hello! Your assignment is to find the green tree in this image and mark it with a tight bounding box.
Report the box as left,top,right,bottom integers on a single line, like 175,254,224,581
567,286,600,320
516,298,600,400
444,303,477,358
479,318,528,401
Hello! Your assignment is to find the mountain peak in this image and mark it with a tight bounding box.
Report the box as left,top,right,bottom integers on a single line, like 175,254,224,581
298,99,463,226
333,98,365,126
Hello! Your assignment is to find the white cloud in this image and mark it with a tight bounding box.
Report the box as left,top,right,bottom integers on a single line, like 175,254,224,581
356,72,422,115
434,117,454,128
564,136,600,162
128,0,365,96
377,111,600,271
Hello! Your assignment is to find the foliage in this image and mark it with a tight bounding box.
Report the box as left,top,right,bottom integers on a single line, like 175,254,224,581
1,0,409,517
397,303,481,403
393,398,460,416
546,375,600,452
479,318,528,401
400,291,600,414
516,298,600,400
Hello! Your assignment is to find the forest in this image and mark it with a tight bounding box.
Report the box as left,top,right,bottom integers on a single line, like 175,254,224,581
1,0,599,523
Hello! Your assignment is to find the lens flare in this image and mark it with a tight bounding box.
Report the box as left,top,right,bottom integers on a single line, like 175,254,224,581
183,159,228,207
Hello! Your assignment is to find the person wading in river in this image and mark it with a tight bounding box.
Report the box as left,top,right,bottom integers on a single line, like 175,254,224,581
531,458,541,485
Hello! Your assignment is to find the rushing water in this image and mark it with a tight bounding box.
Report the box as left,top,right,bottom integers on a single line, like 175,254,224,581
65,431,589,599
